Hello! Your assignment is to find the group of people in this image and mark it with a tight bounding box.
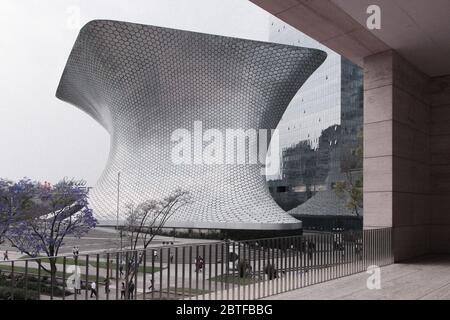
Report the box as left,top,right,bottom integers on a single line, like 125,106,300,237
120,280,135,299
81,278,135,299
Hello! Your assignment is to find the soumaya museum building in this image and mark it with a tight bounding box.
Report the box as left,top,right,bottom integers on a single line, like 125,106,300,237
56,20,327,231
56,18,364,234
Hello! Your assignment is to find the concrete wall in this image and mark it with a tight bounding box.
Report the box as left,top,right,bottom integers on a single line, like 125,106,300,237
430,75,450,253
363,50,432,262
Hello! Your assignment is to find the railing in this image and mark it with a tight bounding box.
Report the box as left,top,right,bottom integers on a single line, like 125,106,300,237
0,228,393,300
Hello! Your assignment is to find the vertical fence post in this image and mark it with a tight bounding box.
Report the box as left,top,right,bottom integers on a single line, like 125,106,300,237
105,253,110,301
74,255,78,301
208,244,212,299
295,236,299,289
11,260,15,300
50,257,55,300
24,260,29,300
159,247,163,300
251,240,255,300
37,258,41,300
283,238,287,293
143,250,147,301
237,242,241,300
202,245,206,300
174,247,178,300
167,247,171,300
225,242,229,300
270,238,274,296
182,246,186,300
85,255,89,300
115,252,119,300
257,241,261,299
96,254,100,300
62,257,66,301
214,243,218,300
189,245,192,300
195,245,199,300
134,251,138,300
124,251,129,301
231,241,235,300
151,249,155,300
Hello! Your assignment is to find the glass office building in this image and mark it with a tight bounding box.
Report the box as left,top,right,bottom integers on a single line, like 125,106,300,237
267,19,364,229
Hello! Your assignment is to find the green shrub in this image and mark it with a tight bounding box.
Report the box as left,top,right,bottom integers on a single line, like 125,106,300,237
237,260,252,278
0,274,71,298
0,286,39,300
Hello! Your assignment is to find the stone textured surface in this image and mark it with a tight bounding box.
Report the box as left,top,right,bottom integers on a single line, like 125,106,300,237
430,75,450,253
363,50,432,261
251,0,390,66
56,20,326,230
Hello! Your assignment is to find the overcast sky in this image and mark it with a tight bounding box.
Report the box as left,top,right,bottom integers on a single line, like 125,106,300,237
0,0,274,186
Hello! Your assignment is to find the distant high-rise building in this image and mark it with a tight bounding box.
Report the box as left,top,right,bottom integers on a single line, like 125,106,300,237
267,19,363,223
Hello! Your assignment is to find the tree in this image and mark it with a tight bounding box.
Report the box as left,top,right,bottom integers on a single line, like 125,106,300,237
334,130,363,216
6,178,97,284
0,178,37,243
122,188,191,299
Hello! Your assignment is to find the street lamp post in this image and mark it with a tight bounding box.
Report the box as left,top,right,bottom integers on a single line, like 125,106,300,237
116,172,122,260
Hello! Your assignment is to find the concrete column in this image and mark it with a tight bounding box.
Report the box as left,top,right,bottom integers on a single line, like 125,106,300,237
430,75,450,253
363,50,431,261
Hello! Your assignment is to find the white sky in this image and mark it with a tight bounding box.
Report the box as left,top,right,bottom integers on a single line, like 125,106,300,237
0,0,273,186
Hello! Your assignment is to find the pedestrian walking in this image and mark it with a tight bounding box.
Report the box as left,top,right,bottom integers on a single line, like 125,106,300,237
128,280,135,300
194,256,200,272
170,253,174,264
3,250,8,261
104,278,110,294
148,279,154,292
119,263,124,277
120,282,126,299
90,281,97,298
195,256,204,273
199,256,204,272
307,241,315,261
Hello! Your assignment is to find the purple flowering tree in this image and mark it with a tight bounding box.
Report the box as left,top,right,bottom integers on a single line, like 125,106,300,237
0,178,37,243
5,178,97,281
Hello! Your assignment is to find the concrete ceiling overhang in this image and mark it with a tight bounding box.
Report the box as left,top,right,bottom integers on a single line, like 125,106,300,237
251,0,450,77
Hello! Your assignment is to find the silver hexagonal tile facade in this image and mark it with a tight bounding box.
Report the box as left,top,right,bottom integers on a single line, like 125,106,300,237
56,20,326,230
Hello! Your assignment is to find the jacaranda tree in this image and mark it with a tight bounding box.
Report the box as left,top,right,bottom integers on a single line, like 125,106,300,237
0,178,37,243
5,178,97,282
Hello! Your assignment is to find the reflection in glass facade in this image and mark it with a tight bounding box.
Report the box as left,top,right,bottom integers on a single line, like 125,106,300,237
266,19,364,229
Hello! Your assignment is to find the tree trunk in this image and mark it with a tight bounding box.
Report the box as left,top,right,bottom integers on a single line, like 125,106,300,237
49,259,57,296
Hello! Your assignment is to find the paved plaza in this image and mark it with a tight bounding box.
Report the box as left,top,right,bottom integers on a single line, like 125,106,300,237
0,227,216,258
263,255,450,300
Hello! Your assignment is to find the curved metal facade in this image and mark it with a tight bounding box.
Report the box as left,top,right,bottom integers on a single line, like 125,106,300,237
56,20,326,230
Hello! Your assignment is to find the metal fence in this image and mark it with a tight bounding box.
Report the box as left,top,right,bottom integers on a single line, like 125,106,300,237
0,228,393,300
